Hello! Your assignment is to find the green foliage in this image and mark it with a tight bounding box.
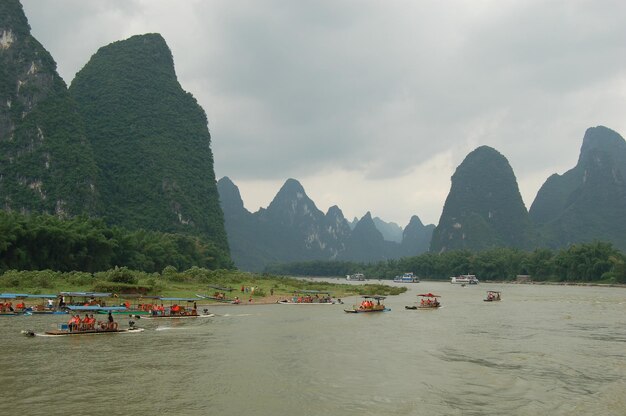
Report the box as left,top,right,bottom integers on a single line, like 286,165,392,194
69,33,229,255
430,146,534,252
265,242,626,283
0,211,234,274
91,281,152,294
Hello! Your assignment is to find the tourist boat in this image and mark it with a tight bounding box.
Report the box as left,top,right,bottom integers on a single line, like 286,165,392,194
277,290,336,304
394,272,420,283
406,293,441,309
196,285,236,303
137,297,214,319
344,295,390,313
24,294,67,314
484,291,502,302
105,294,162,315
346,273,365,281
450,274,479,284
21,307,144,337
0,293,28,316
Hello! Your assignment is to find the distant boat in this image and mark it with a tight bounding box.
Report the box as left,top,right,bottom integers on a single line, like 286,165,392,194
484,291,502,302
277,290,337,305
394,272,420,283
451,275,479,285
346,273,365,281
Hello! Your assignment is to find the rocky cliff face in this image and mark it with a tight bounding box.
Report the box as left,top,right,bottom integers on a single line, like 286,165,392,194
69,33,228,252
529,126,626,250
219,177,431,270
400,215,435,256
0,0,99,216
430,145,533,252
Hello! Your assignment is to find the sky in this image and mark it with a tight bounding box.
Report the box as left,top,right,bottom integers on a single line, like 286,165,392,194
21,0,626,226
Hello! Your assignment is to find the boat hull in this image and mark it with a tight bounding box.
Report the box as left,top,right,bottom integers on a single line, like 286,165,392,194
406,305,440,310
344,308,390,313
23,328,145,337
277,300,335,305
137,313,214,319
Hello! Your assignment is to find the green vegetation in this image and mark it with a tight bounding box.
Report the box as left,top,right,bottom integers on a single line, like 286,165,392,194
0,211,233,273
430,146,534,252
0,267,405,298
0,0,100,217
69,34,228,253
265,241,626,284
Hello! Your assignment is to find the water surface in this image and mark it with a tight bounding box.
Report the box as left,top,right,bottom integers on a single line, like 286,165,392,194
2,282,625,415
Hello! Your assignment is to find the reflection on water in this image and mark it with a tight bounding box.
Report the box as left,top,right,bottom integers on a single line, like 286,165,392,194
1,282,625,415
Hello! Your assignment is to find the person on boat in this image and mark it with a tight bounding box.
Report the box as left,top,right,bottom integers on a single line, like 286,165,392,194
107,311,118,330
81,314,90,330
233,297,240,304
68,315,79,332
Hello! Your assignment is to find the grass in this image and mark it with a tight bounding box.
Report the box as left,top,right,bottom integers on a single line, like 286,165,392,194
0,268,407,302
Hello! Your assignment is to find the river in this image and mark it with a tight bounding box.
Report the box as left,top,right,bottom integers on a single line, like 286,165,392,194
1,282,625,415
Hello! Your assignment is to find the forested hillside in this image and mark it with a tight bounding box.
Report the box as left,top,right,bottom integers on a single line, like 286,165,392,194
0,211,233,273
266,242,626,284
0,0,100,217
430,146,534,252
69,34,228,255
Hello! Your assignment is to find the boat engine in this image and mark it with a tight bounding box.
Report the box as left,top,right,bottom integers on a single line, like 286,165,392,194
128,320,136,329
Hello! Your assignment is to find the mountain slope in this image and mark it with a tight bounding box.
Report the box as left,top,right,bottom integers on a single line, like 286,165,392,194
430,146,533,252
69,34,228,253
0,0,99,216
529,126,626,250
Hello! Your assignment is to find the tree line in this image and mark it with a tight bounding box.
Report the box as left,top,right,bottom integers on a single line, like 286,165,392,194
264,242,626,283
0,211,233,274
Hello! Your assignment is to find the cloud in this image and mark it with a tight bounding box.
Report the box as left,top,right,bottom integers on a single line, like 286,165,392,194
21,0,626,225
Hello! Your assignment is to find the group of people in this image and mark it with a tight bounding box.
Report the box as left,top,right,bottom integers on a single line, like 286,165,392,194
420,298,440,307
1,301,16,313
359,299,377,309
486,292,501,301
149,303,198,316
67,312,117,332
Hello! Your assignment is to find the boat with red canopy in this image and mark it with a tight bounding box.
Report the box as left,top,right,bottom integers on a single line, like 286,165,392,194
406,293,441,309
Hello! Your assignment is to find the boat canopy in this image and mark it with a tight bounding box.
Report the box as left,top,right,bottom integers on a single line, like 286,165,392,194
417,293,441,297
361,295,386,300
66,306,128,311
486,291,501,293
60,292,112,298
116,294,160,299
24,294,58,299
0,293,31,299
159,297,198,302
208,285,234,292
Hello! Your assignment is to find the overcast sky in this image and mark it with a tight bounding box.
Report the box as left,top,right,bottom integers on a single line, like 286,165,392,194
21,0,626,226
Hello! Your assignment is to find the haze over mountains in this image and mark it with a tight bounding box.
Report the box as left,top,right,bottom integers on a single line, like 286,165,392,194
2,0,626,274
220,126,626,271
